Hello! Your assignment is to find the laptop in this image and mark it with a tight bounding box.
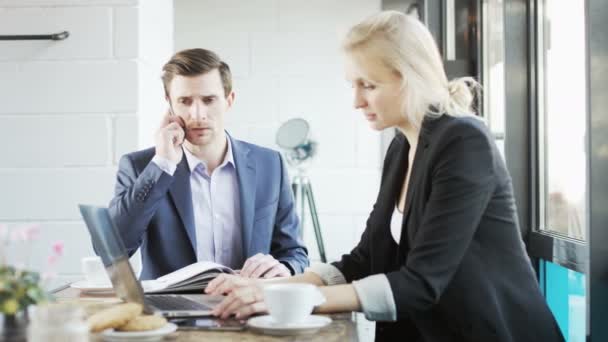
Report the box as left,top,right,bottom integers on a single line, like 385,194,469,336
78,204,223,318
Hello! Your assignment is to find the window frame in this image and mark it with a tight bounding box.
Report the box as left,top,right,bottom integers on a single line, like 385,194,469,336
521,0,588,274
504,0,608,340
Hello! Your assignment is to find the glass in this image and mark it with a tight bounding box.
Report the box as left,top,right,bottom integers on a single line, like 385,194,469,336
27,303,88,342
481,0,506,139
537,0,587,240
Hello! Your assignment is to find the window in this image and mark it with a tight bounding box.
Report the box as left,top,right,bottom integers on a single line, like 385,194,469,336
537,0,587,240
481,0,506,159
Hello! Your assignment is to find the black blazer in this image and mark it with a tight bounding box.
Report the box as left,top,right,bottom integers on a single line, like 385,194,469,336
333,114,564,342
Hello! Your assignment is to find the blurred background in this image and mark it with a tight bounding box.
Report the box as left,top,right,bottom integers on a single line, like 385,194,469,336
1,1,606,340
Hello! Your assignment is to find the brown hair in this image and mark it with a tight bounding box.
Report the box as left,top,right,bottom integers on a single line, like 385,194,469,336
161,48,233,98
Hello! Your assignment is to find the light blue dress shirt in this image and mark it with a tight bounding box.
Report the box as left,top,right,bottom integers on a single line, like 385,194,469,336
152,137,244,269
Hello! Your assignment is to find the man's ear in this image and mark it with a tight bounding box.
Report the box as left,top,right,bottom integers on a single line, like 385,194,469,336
226,91,235,108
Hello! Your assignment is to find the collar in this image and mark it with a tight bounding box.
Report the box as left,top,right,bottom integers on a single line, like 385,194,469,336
394,111,447,149
182,134,235,173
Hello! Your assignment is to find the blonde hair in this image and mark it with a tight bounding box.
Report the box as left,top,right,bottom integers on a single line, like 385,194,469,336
343,11,481,129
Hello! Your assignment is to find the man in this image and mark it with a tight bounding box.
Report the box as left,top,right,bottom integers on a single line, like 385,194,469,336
108,48,308,280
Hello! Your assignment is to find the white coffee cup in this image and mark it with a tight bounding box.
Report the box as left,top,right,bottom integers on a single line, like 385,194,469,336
81,256,110,285
263,284,325,325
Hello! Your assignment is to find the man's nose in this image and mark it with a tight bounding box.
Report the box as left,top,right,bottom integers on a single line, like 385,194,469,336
191,101,208,120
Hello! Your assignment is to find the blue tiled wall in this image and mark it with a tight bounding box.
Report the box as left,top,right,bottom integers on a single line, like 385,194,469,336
541,260,586,342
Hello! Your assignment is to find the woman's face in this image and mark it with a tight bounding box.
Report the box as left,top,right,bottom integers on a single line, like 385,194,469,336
345,52,408,131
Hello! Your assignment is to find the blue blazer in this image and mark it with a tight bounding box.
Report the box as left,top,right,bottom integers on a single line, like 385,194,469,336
108,135,308,280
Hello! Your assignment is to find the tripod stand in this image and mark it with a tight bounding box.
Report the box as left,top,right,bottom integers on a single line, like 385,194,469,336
292,174,327,263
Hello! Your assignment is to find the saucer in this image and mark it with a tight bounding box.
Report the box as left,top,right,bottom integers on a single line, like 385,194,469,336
101,322,178,342
247,315,332,335
70,280,114,294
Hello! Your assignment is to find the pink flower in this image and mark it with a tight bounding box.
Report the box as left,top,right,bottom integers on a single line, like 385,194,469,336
52,241,64,256
23,224,41,240
47,254,58,266
46,241,64,267
9,224,40,242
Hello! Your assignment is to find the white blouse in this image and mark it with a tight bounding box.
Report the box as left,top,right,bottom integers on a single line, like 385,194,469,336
390,206,404,244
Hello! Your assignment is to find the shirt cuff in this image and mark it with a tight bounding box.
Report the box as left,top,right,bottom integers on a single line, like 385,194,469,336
279,261,295,275
152,155,177,176
352,274,397,322
306,263,347,285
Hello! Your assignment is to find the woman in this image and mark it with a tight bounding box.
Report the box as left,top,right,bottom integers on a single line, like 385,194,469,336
205,11,564,342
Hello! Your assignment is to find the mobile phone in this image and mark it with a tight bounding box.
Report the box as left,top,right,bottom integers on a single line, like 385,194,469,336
167,106,186,130
175,318,247,331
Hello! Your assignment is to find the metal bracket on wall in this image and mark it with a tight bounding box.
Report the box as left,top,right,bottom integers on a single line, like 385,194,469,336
0,31,69,41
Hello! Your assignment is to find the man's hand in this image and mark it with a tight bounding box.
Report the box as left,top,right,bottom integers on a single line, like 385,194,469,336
155,111,186,164
205,274,256,296
240,253,291,278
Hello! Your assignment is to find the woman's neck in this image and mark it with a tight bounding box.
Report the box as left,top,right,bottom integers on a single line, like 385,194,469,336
396,121,420,150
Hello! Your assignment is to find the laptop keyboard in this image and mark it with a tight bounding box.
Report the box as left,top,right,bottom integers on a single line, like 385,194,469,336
145,295,210,311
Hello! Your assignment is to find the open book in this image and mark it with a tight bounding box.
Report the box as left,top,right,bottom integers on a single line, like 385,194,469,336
141,261,236,294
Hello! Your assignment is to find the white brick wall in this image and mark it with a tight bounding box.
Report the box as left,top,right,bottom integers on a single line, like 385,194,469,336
0,115,110,167
0,7,113,60
0,0,171,277
173,0,383,262
114,6,138,58
0,0,137,7
137,0,173,148
0,61,137,114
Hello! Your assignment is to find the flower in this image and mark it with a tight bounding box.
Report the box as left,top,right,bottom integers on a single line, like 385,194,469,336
0,266,50,315
46,241,65,268
9,224,40,243
0,224,61,315
52,241,64,256
2,299,18,315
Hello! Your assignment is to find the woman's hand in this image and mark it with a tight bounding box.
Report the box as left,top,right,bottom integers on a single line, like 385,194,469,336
205,274,266,319
204,272,337,320
210,283,268,319
206,274,267,319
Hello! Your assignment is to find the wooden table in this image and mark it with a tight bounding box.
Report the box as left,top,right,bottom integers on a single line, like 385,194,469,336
54,287,361,341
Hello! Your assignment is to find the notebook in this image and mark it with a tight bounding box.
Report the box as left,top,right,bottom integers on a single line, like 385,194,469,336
142,261,236,294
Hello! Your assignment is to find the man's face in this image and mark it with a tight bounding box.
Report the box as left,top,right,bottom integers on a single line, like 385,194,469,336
167,69,234,147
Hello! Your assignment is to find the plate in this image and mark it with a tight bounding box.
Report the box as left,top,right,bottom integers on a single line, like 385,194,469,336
70,280,114,294
101,322,178,342
247,315,332,335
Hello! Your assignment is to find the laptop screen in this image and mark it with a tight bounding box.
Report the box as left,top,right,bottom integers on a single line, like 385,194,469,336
79,204,148,309
79,205,127,268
